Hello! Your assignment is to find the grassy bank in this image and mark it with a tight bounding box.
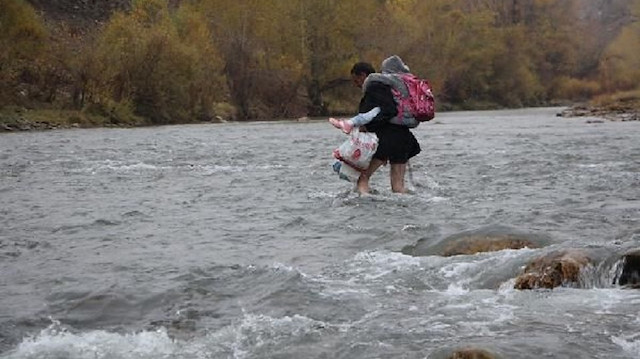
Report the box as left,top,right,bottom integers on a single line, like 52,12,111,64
0,102,239,132
0,106,146,132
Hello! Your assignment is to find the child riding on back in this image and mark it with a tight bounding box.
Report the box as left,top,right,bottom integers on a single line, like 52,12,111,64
329,55,426,133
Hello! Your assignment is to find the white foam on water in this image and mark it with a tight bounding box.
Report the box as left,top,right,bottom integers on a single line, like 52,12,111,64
612,334,640,357
270,262,309,278
199,164,245,174
82,160,165,174
254,164,287,170
577,161,627,169
207,312,330,359
317,285,373,299
437,248,533,288
306,190,337,199
577,163,606,169
187,163,288,175
349,250,424,281
443,283,469,296
408,172,441,190
439,261,475,279
4,326,182,359
352,250,422,266
73,160,289,176
401,224,419,231
497,278,518,294
313,250,425,299
4,313,333,359
565,288,640,311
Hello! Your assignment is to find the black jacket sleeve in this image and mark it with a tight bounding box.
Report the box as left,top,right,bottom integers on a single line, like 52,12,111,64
358,82,398,132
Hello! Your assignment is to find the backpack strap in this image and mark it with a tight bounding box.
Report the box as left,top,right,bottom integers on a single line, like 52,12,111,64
362,73,408,97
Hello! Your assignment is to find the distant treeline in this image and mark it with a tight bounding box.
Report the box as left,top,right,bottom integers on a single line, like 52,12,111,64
1,0,639,124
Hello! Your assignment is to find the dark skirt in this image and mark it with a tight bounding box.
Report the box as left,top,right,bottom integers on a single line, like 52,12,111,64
373,125,421,164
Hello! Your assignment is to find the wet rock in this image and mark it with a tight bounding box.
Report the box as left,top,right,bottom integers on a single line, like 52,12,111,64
616,249,640,288
437,234,540,256
403,225,548,257
620,113,640,122
514,250,591,290
428,347,502,359
3,251,21,258
558,105,593,117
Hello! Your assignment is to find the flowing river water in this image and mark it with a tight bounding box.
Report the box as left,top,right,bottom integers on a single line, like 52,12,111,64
1,108,639,358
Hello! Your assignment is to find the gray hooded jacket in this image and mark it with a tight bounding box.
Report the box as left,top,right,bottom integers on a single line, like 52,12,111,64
362,55,418,128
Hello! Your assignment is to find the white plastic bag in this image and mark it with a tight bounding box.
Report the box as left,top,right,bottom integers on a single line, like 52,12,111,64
332,160,361,182
332,128,378,182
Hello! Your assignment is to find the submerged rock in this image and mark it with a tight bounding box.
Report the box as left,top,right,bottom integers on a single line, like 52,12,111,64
435,234,540,257
403,225,549,257
616,249,640,288
514,250,591,290
428,347,502,359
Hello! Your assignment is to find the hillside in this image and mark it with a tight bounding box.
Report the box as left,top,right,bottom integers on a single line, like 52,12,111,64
27,0,184,26
1,0,637,132
27,0,130,26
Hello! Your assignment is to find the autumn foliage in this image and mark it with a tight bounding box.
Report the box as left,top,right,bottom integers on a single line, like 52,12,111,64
1,0,639,124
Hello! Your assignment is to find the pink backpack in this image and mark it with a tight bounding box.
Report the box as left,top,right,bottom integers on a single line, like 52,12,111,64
393,74,435,123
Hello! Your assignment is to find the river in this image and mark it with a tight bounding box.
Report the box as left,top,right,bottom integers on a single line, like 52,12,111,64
1,108,639,358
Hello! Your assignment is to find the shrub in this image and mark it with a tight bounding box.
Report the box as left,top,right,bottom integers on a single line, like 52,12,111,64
0,0,48,107
85,0,227,124
553,77,601,101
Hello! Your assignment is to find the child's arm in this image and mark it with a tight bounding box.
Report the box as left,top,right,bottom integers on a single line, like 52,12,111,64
348,107,381,127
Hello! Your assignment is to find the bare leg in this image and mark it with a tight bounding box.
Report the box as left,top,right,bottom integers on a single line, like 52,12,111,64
357,158,385,194
390,163,407,193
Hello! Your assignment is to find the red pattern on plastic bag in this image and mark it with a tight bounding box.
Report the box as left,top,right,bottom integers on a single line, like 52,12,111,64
332,128,378,172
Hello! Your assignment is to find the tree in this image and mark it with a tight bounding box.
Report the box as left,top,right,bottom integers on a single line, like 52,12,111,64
599,1,640,92
87,0,227,123
0,0,48,106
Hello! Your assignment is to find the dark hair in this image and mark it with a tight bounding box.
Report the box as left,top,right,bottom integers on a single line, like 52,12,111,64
350,62,375,76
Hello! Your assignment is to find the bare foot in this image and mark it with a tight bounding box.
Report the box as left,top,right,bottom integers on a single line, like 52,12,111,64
329,118,342,130
341,121,354,134
328,118,353,134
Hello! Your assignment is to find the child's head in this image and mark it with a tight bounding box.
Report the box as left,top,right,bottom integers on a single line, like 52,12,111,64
350,62,375,88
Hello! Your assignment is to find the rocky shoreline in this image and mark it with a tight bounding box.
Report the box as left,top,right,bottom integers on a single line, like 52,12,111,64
0,107,133,133
3,99,639,133
557,95,640,123
0,107,289,133
1,121,82,132
558,106,639,122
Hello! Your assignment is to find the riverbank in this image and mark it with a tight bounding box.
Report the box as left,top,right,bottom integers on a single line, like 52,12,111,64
558,90,640,122
0,106,310,133
0,106,231,133
0,106,142,132
3,91,639,133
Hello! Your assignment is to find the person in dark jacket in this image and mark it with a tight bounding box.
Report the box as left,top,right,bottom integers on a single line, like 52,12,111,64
351,56,421,194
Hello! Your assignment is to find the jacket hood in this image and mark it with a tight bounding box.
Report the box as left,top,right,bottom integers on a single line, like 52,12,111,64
381,55,410,74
